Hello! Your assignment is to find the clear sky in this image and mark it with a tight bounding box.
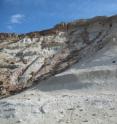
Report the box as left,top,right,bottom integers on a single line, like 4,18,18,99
0,0,117,33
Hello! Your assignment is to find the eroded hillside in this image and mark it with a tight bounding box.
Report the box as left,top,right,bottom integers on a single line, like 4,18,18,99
0,15,117,98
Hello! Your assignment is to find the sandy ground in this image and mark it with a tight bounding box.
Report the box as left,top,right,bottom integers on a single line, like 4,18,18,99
0,40,117,124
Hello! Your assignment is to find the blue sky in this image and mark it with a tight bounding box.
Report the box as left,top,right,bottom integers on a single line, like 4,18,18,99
0,0,117,33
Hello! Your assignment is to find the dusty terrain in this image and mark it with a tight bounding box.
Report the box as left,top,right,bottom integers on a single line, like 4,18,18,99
0,34,117,124
0,15,117,124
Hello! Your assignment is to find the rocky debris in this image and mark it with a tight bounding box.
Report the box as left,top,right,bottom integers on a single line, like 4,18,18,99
0,33,19,41
0,15,117,97
0,20,117,123
0,91,116,124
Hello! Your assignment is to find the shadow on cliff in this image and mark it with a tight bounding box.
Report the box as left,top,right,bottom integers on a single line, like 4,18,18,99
33,74,93,92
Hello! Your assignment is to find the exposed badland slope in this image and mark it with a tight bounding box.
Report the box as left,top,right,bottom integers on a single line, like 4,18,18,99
0,15,117,97
0,15,117,124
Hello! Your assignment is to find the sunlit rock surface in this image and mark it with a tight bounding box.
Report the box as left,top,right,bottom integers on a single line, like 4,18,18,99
0,15,117,124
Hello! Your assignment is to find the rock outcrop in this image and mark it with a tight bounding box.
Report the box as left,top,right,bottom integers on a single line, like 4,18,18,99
0,15,117,98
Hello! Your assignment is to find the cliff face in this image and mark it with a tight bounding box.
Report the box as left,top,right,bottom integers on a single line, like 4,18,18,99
0,15,117,97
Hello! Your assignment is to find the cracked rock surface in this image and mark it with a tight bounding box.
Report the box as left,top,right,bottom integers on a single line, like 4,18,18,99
0,15,117,123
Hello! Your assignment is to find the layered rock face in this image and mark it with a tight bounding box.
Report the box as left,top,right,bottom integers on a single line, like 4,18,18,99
0,15,117,97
